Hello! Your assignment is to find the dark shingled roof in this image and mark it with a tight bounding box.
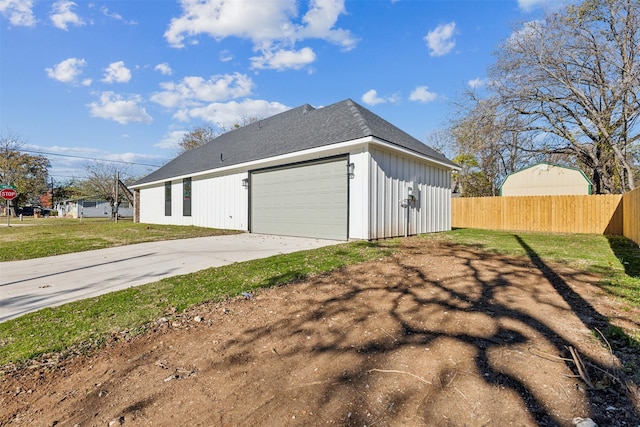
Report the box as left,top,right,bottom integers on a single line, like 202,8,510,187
134,99,457,186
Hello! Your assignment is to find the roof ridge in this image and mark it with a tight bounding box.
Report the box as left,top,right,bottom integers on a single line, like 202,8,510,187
343,98,373,136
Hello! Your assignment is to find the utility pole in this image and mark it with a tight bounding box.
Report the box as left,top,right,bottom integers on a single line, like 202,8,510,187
114,171,119,223
50,177,55,210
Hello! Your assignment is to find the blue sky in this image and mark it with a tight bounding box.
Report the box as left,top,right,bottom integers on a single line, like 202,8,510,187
0,0,569,182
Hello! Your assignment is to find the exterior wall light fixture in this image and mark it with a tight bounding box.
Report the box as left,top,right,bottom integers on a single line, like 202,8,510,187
347,163,355,179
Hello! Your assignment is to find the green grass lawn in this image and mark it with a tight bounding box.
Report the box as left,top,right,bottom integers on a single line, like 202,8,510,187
0,217,239,261
1,226,638,369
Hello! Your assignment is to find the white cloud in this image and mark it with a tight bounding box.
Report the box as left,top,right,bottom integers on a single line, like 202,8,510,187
518,0,542,10
45,57,87,83
467,78,487,89
220,49,233,62
0,0,36,26
106,152,151,164
88,91,152,124
506,19,543,50
517,0,573,11
175,99,289,128
220,50,233,62
424,22,456,57
409,86,437,103
102,61,132,83
154,130,188,149
297,0,357,51
164,0,297,48
151,73,254,108
99,6,137,24
251,47,316,70
164,0,356,70
154,63,173,76
50,1,85,30
361,89,398,106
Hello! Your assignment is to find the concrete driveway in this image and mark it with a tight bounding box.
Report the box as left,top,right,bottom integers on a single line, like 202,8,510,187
0,233,341,322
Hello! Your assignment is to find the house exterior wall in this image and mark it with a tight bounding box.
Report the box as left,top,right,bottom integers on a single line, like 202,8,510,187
192,172,248,229
136,138,454,240
501,164,592,196
137,140,371,234
138,171,248,229
347,149,369,240
367,146,452,239
57,200,133,218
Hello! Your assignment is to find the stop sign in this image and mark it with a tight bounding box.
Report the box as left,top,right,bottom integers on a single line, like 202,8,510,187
1,188,17,200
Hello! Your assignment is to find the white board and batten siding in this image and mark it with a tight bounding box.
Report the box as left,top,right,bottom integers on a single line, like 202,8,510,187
367,146,452,240
138,171,248,230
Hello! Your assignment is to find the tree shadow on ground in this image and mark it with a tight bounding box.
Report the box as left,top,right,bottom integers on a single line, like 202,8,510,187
513,235,639,419
194,237,639,426
31,237,640,426
606,235,640,278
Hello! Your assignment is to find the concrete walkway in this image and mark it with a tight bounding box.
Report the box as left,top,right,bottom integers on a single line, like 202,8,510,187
0,233,340,322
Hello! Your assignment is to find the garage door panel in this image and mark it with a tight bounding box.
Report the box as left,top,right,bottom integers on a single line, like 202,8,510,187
251,158,348,240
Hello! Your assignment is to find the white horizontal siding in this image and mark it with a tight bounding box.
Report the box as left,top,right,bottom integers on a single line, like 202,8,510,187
368,147,452,239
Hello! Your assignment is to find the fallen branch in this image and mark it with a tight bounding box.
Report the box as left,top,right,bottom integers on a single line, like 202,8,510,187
530,345,625,391
568,346,593,389
528,346,572,363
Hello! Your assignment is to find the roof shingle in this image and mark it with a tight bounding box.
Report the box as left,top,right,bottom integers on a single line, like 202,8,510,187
134,99,456,186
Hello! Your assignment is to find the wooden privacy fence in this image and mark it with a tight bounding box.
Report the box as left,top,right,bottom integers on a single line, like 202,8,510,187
452,189,640,246
623,187,640,245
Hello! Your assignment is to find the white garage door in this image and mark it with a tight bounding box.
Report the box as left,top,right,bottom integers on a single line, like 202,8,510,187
250,157,348,240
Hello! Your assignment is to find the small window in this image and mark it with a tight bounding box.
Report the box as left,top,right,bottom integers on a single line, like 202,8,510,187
183,177,191,217
83,201,97,208
164,181,172,216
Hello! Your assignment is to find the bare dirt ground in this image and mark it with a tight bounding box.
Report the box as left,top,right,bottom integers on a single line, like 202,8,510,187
1,238,639,427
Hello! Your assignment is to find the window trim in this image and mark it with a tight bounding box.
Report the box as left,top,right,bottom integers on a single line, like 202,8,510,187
164,181,172,216
183,177,192,217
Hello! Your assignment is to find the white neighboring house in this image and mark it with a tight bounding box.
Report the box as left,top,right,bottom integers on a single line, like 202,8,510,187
56,199,134,218
131,99,459,240
500,163,593,196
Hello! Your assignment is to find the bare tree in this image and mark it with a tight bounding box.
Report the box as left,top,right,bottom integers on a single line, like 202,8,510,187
178,125,218,154
446,91,536,196
178,117,262,156
79,163,134,219
491,0,640,193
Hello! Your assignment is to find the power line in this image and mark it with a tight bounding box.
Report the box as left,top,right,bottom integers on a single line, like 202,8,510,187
18,149,164,168
49,174,89,180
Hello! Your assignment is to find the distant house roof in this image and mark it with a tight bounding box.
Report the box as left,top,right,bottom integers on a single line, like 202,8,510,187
500,162,593,196
134,99,457,186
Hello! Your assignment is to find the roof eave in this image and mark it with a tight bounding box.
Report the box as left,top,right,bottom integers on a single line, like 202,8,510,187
369,138,461,170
